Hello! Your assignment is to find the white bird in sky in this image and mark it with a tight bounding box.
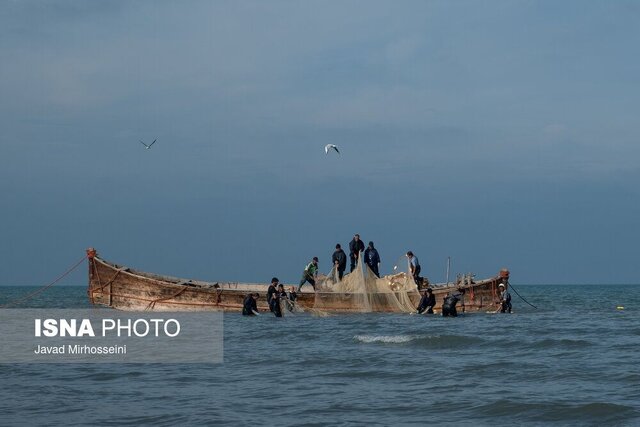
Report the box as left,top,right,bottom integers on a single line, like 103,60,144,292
139,139,157,149
325,144,340,155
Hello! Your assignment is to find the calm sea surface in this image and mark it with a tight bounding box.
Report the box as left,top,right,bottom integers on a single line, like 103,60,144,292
0,285,638,426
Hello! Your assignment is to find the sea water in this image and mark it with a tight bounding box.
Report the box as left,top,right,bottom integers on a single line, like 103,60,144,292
0,285,638,426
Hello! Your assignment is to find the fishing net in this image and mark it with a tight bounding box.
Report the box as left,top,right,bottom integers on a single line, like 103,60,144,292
279,298,304,315
313,256,419,313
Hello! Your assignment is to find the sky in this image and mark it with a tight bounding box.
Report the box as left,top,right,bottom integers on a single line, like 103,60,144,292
1,0,639,286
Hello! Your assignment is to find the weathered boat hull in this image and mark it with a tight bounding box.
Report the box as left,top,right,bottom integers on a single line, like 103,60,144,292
87,250,509,313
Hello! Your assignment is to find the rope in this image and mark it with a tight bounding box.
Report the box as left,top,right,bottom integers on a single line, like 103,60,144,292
509,283,538,309
91,267,125,293
93,290,241,308
145,285,190,310
1,255,87,308
88,260,103,305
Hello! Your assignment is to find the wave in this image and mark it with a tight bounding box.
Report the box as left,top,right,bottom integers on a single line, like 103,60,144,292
353,334,484,347
476,399,638,424
533,338,593,349
353,334,416,343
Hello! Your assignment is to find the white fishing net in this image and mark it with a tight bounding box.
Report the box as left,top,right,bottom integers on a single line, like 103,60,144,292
313,255,419,313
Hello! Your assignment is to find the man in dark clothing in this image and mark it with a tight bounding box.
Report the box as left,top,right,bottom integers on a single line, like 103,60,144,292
349,234,365,272
332,244,347,280
267,277,279,311
277,284,294,313
442,288,465,317
288,287,298,302
242,293,259,316
277,284,288,298
498,282,512,313
269,291,283,317
417,288,436,314
364,241,381,277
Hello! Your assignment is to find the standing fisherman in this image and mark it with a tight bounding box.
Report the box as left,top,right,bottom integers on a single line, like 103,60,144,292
406,251,423,287
298,257,319,292
269,290,283,317
267,277,279,312
349,234,365,272
332,244,347,280
364,241,381,277
498,282,512,313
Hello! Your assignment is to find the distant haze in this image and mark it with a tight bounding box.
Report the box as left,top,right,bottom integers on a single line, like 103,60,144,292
1,1,639,286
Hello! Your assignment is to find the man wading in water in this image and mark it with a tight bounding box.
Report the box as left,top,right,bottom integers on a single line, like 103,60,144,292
242,293,259,316
417,288,436,314
267,277,279,313
442,288,465,317
498,282,512,313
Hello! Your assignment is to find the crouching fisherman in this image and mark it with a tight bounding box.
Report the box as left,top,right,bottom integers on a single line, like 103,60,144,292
498,282,512,313
298,257,319,292
442,288,465,317
417,288,436,314
242,293,260,316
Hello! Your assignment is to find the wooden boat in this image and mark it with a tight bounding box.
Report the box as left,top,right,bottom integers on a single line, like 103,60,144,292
86,248,510,313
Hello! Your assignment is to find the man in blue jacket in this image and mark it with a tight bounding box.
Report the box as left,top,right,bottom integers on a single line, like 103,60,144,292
364,241,381,277
406,251,422,286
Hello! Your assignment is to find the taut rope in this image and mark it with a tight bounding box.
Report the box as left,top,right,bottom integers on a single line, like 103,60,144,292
509,283,538,309
1,255,87,308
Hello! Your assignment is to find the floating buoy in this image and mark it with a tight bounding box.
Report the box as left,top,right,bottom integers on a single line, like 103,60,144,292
616,306,625,310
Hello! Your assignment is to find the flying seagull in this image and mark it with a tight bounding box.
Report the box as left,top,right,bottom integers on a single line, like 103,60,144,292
325,144,340,155
139,139,157,149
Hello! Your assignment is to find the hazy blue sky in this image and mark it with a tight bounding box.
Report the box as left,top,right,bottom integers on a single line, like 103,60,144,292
1,0,639,286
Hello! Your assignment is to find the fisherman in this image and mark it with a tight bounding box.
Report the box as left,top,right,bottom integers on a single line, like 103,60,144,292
242,293,259,316
298,257,319,292
406,251,422,287
498,282,512,313
269,290,283,317
364,241,381,277
288,286,298,302
267,277,279,311
332,244,348,280
417,288,436,314
349,234,365,272
277,284,296,313
278,284,288,299
442,288,465,317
